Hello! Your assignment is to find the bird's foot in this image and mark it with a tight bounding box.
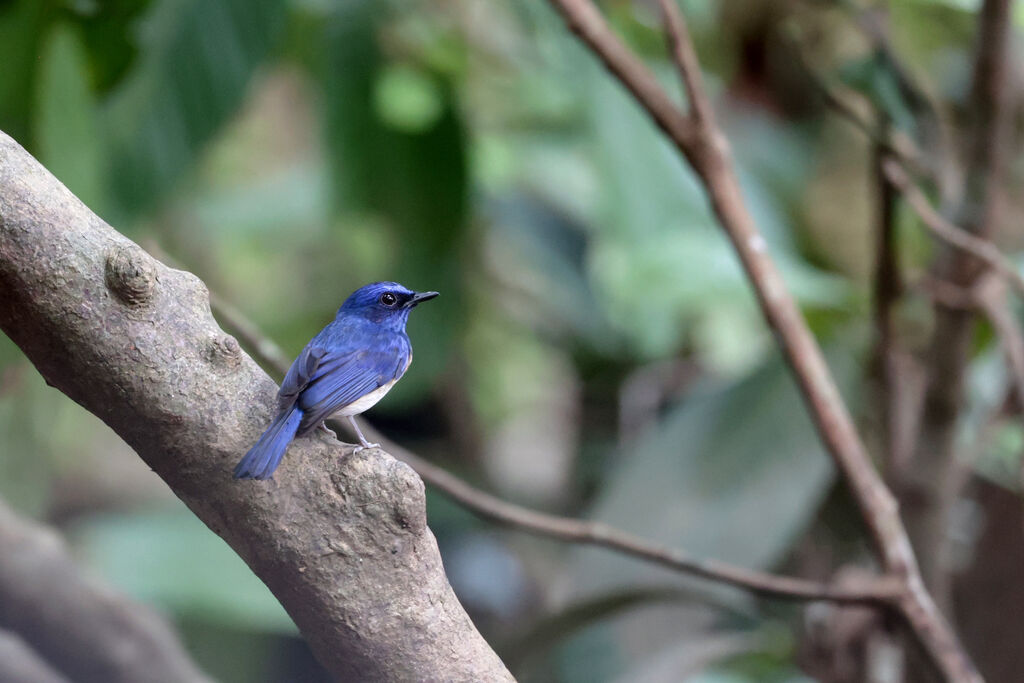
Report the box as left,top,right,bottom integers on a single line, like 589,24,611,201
317,422,337,438
348,441,380,454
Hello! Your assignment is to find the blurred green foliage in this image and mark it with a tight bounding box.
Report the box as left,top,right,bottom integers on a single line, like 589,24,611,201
1,0,1020,681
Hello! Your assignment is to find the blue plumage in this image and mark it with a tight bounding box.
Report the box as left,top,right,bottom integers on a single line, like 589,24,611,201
234,282,437,480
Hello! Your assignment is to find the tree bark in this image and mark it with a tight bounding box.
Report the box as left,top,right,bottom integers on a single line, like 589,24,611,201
0,131,512,682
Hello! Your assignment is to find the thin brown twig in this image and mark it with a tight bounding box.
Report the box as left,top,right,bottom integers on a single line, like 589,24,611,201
884,159,1024,298
919,272,1024,540
872,135,905,475
903,0,1014,630
657,0,712,125
204,292,896,606
366,423,901,605
918,274,1024,413
784,24,929,179
552,0,898,566
975,278,1024,412
544,0,979,679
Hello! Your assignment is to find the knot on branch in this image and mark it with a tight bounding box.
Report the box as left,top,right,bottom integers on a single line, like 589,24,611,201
105,245,156,306
383,457,427,535
333,450,427,536
208,334,242,369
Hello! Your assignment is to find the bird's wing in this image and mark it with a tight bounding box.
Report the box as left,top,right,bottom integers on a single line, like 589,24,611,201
277,344,330,410
286,345,407,434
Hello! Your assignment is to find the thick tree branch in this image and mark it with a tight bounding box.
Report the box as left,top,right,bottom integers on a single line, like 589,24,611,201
544,0,979,679
0,631,70,683
0,499,208,683
0,132,512,682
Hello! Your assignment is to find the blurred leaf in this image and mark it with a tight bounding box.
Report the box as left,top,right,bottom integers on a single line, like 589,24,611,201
579,55,846,364
73,507,295,633
507,587,751,679
546,351,852,681
484,194,616,350
0,364,57,516
838,54,917,132
320,0,380,212
0,0,54,144
103,0,287,218
34,22,105,211
608,622,803,683
75,0,152,92
686,669,813,683
374,63,444,133
569,351,849,597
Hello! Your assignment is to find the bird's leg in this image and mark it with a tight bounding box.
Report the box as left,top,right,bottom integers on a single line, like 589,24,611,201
316,421,362,449
347,416,380,451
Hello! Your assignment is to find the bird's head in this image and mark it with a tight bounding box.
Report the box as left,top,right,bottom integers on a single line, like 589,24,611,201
338,282,439,327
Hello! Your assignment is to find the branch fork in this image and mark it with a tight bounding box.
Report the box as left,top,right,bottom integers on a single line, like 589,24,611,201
545,0,982,679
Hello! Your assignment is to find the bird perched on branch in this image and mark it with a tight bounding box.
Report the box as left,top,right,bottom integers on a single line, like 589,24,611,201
234,282,438,480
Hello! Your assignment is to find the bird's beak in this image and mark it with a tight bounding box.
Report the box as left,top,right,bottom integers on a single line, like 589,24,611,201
406,291,439,308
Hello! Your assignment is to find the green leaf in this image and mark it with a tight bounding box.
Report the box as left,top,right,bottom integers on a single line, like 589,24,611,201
374,64,444,133
506,587,751,679
103,0,287,218
550,354,851,680
580,55,845,364
75,0,152,93
837,54,917,132
568,351,849,598
0,0,54,144
484,194,617,350
34,22,106,211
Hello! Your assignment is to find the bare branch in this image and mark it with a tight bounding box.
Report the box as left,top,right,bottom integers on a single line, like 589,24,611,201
974,278,1024,413
0,499,209,683
884,159,1024,297
785,25,929,180
871,140,907,473
902,0,1015,626
0,131,513,682
543,0,980,679
657,0,713,125
546,0,703,165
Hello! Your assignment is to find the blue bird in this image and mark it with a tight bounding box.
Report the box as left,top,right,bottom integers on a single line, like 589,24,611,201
234,282,438,480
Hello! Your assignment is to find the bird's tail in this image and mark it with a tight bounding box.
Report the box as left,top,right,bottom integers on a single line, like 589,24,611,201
233,406,303,480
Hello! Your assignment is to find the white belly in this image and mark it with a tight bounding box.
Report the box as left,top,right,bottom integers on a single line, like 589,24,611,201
333,379,397,417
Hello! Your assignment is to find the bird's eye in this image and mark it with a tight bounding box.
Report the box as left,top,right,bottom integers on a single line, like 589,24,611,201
379,292,398,307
